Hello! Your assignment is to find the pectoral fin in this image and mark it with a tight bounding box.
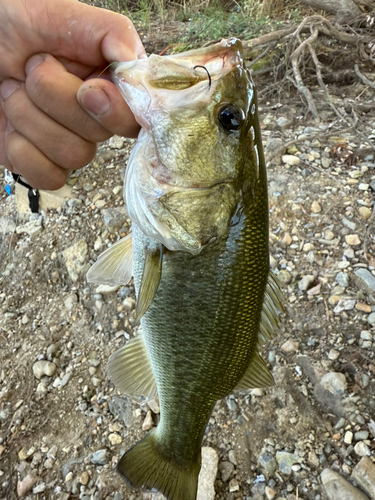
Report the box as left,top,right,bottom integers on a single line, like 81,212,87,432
135,244,163,321
107,334,157,400
86,233,133,285
235,351,274,389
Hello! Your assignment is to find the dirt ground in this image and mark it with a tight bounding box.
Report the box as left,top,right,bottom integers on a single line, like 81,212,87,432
1,18,375,500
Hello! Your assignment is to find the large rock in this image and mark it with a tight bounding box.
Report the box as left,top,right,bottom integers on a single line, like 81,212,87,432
196,447,219,500
320,372,347,395
102,207,128,232
321,469,370,500
352,457,375,500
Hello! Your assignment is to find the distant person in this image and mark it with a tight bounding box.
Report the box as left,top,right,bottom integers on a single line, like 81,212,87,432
0,0,145,190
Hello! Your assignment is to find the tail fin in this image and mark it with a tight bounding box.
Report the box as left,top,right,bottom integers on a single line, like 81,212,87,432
117,431,201,500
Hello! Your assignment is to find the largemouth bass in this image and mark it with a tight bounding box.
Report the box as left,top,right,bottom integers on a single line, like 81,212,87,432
87,38,283,500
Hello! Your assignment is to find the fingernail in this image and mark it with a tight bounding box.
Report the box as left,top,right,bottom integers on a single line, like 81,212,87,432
78,86,111,116
1,79,21,101
25,54,46,76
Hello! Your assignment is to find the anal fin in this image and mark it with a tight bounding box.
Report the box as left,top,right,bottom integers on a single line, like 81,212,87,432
235,351,274,389
107,334,157,400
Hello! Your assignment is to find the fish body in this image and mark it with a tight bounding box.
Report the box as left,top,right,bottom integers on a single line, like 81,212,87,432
87,39,283,500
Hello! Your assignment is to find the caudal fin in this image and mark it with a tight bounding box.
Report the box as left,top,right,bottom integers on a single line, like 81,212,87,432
117,431,201,500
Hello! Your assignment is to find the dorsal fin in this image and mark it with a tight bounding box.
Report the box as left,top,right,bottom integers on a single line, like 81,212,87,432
135,244,163,321
235,351,274,389
258,271,285,345
107,334,157,400
86,233,133,285
236,271,285,390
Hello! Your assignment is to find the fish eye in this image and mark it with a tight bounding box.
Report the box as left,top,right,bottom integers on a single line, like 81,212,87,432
218,104,244,131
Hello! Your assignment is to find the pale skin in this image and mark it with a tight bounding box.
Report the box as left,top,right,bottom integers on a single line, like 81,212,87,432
0,0,145,190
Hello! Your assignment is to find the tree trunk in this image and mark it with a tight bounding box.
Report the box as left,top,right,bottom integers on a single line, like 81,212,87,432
300,0,363,23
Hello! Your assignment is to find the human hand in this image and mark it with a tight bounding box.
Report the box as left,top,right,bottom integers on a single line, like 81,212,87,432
0,0,145,190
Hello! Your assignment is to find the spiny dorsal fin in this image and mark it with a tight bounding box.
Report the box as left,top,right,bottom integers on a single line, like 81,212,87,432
135,244,163,321
86,233,133,285
107,334,157,400
235,351,274,389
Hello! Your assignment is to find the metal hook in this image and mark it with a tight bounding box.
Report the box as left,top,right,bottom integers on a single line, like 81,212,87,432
193,65,212,88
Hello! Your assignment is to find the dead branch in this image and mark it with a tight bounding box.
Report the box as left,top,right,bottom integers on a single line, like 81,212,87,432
290,27,320,121
354,64,375,88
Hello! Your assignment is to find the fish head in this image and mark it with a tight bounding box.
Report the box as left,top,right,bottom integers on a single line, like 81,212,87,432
113,39,261,254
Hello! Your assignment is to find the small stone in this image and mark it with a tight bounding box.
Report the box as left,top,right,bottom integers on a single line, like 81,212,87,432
322,157,331,168
281,232,293,246
303,242,315,252
335,272,349,287
354,268,375,294
219,461,234,482
276,451,300,474
354,442,371,457
108,433,122,445
277,270,292,284
311,201,322,213
91,449,108,465
344,431,353,444
344,248,355,259
32,360,57,379
321,468,369,500
17,475,38,497
345,234,361,246
351,456,375,499
36,382,48,394
62,239,88,282
358,183,369,191
65,471,73,482
102,207,128,231
355,431,369,441
32,483,45,494
360,331,372,341
196,447,218,500
95,199,106,209
142,410,154,431
282,155,301,166
95,284,121,294
258,453,277,476
228,478,239,493
359,207,372,219
265,485,277,500
67,198,82,208
356,303,371,313
228,450,237,466
280,339,299,353
79,471,89,486
64,293,78,310
123,297,136,311
342,217,357,231
321,372,347,395
60,372,72,388
328,349,340,361
298,274,315,292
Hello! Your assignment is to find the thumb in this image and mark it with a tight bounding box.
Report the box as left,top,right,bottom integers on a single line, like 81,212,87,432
37,0,146,64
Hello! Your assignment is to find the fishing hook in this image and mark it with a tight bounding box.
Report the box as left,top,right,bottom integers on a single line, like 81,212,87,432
193,65,211,88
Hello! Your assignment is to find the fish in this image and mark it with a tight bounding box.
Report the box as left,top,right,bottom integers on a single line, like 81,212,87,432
87,38,284,500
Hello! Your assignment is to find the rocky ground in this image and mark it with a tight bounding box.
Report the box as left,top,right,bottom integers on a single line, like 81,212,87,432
1,71,375,500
